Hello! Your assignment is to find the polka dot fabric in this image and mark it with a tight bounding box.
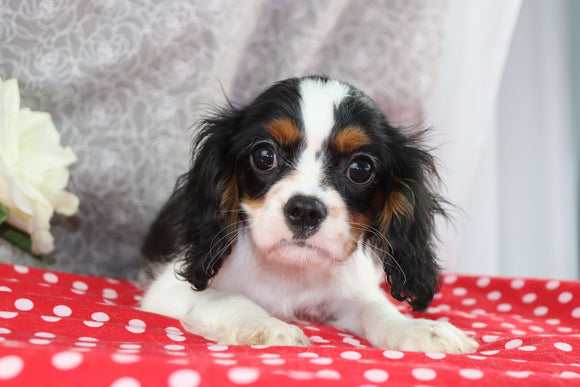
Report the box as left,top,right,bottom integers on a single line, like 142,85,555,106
1,263,579,386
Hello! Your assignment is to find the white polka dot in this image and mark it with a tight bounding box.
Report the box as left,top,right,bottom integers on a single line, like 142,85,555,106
443,274,457,284
310,357,333,365
482,335,499,343
72,281,88,291
510,279,525,289
111,353,141,364
481,350,499,356
91,312,110,322
228,367,260,384
75,341,97,347
546,318,560,325
487,291,501,301
460,369,484,380
557,327,573,333
110,377,141,387
554,342,573,352
208,345,228,352
52,351,83,370
168,369,201,387
572,308,580,319
13,265,29,274
83,321,103,328
316,370,340,380
522,293,536,304
364,369,389,383
497,303,512,312
53,305,72,317
462,298,477,306
560,371,580,379
412,368,436,381
30,338,51,345
453,287,467,296
505,339,522,349
533,306,548,316
506,371,533,378
0,312,18,319
298,352,319,358
517,346,536,352
309,336,329,343
426,352,446,359
0,355,24,380
167,333,186,342
166,327,183,335
79,337,98,343
42,316,61,322
472,322,487,329
501,322,516,329
126,319,146,334
511,329,527,336
529,326,544,333
14,298,33,311
476,277,490,288
0,286,11,292
35,332,56,339
558,292,573,304
343,337,361,346
0,328,10,335
383,350,404,359
340,351,362,360
262,358,285,366
43,273,59,284
546,280,560,290
103,288,118,299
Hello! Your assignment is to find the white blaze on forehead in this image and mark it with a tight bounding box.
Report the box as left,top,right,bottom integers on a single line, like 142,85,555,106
294,78,350,194
298,78,351,155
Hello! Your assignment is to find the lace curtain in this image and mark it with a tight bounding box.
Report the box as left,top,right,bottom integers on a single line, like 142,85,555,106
0,0,523,279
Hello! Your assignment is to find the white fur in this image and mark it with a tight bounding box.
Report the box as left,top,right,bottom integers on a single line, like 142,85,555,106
141,231,478,352
140,78,479,353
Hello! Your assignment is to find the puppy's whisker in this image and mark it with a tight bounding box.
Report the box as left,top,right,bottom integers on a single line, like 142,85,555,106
360,240,407,286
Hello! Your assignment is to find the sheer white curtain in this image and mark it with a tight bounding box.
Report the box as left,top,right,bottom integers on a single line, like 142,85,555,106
430,0,578,280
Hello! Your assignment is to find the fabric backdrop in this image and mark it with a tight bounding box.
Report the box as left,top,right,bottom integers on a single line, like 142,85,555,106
0,0,530,279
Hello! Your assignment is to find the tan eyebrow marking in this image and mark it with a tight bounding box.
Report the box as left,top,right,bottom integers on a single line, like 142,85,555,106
265,118,301,146
333,126,371,153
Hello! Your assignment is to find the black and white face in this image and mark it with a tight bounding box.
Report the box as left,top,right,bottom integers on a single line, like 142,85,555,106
233,77,393,267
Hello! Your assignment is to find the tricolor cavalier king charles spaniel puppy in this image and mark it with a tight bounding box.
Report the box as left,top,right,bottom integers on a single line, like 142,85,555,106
141,76,479,354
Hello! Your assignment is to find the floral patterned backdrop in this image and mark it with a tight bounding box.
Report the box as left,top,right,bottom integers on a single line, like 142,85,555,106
0,0,450,278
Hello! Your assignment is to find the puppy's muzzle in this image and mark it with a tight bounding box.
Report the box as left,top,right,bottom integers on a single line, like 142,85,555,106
284,195,328,239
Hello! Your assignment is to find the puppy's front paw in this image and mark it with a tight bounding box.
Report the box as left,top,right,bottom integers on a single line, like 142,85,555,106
371,319,479,354
220,318,311,346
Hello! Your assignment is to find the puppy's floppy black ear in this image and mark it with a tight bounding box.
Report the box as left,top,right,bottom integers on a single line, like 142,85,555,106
377,129,447,312
177,107,245,290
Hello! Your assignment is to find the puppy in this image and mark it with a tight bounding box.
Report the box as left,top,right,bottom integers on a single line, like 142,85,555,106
140,76,478,353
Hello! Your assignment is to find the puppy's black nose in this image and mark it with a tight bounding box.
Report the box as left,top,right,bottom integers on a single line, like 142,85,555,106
284,195,328,238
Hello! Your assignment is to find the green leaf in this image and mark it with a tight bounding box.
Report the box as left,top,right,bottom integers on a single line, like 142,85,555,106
0,204,8,225
0,223,44,260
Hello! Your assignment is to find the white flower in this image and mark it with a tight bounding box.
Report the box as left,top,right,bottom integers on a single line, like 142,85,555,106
0,78,79,255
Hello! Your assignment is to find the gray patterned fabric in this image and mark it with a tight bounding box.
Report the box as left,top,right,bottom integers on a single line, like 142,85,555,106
0,0,450,278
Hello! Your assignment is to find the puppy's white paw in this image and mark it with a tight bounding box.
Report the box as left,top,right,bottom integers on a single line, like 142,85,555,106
220,318,311,346
371,318,479,354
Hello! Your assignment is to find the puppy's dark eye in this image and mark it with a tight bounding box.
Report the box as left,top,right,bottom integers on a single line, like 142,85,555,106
346,156,374,185
251,143,278,172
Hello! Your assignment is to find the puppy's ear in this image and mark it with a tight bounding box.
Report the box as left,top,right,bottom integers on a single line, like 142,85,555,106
177,107,244,290
377,129,447,312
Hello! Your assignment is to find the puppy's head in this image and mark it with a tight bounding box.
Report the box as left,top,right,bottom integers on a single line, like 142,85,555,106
178,76,446,311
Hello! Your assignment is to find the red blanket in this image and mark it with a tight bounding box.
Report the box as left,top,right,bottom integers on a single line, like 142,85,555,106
0,262,578,386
